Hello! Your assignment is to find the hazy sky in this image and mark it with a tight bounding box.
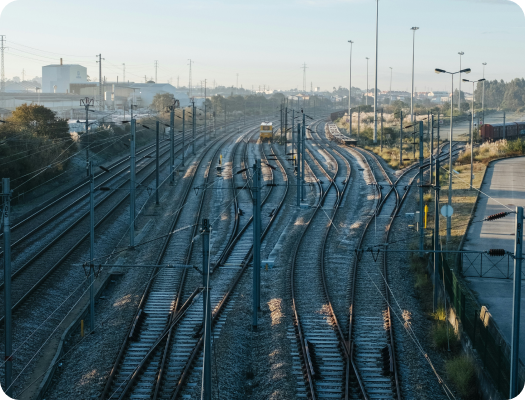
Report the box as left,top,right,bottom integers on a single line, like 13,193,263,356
0,0,524,93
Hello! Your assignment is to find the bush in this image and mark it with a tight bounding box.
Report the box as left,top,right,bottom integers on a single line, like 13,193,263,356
446,356,478,399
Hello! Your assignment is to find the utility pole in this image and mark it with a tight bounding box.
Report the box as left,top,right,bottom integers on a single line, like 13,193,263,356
380,108,383,152
201,218,212,399
469,111,473,188
88,162,95,332
410,27,419,122
156,121,160,205
81,97,94,177
433,155,440,311
182,109,185,166
122,63,125,84
204,79,207,146
252,162,261,331
297,123,301,207
301,114,306,201
236,73,239,92
348,39,353,135
154,60,158,83
0,35,5,93
365,57,370,106
510,206,523,398
192,101,196,155
3,178,12,397
168,102,176,184
129,119,136,248
447,73,454,242
399,110,403,167
419,121,424,256
482,63,487,125
96,54,105,111
458,52,464,114
430,114,434,184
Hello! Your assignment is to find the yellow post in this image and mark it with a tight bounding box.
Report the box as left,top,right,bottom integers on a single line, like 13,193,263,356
424,204,428,229
219,154,222,165
81,319,84,337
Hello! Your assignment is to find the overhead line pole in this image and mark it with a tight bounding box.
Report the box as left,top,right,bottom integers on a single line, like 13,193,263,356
510,206,523,398
3,178,12,397
201,219,212,400
373,0,379,143
129,119,136,248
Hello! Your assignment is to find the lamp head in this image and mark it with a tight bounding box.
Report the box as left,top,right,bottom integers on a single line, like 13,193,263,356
478,78,486,82
462,79,470,82
411,27,419,31
461,68,471,74
435,68,446,74
458,51,464,56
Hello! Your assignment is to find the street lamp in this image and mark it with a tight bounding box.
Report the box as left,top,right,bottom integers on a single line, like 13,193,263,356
348,40,354,137
458,52,465,113
410,27,419,122
435,67,471,241
365,57,370,106
463,77,485,188
373,0,379,143
482,62,487,124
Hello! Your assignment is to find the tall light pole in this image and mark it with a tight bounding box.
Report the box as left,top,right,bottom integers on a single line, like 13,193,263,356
458,52,464,113
348,40,353,137
410,27,419,122
373,0,379,143
482,62,487,125
463,78,486,189
365,57,370,106
435,67,471,241
389,67,393,102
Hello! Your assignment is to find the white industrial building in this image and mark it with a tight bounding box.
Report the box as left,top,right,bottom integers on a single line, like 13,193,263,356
42,61,88,93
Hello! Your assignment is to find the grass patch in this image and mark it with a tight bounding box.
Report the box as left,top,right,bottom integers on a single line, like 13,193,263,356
456,138,525,166
446,356,478,399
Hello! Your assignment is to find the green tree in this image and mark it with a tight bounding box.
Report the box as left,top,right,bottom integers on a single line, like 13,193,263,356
150,93,176,113
8,103,69,139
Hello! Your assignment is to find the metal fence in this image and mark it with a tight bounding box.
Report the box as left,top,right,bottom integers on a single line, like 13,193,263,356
460,252,525,279
440,260,524,397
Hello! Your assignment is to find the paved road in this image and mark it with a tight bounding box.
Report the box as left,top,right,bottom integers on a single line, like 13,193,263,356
463,156,525,363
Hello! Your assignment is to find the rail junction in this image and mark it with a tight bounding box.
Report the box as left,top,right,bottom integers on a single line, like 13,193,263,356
0,110,466,400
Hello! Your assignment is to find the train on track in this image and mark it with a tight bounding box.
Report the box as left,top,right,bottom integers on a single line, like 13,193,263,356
480,121,525,142
260,122,273,141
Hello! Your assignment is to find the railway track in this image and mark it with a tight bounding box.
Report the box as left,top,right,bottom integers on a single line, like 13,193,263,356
346,141,462,400
159,128,289,400
99,119,290,399
290,118,361,400
0,124,215,325
99,122,261,399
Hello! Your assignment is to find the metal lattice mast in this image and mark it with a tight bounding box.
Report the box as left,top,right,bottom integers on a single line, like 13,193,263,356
154,60,158,83
123,63,125,83
0,35,6,93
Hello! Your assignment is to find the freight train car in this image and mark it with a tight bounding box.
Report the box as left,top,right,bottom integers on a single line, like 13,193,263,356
480,122,525,142
325,123,357,146
330,110,347,122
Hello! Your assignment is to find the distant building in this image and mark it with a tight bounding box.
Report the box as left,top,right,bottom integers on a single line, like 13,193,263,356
42,60,88,93
314,87,321,92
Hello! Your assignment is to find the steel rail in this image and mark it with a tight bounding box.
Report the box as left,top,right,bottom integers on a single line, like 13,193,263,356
168,131,289,399
289,119,341,400
99,119,260,400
